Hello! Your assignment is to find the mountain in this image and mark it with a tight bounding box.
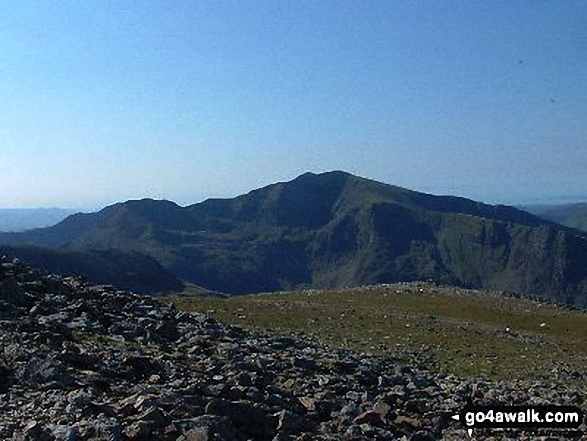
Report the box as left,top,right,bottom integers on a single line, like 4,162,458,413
0,208,77,232
0,245,184,295
2,171,587,306
524,203,587,233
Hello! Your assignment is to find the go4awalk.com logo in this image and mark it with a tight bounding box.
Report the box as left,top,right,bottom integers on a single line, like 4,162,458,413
452,405,584,437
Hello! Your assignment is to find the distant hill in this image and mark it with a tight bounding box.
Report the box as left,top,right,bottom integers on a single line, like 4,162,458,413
0,208,77,232
2,171,587,306
524,203,587,233
0,245,184,295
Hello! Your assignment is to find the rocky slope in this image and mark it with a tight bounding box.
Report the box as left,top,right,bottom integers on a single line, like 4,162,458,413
2,172,587,307
0,256,585,440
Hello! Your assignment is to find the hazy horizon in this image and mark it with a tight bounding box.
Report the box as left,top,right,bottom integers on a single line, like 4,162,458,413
1,169,586,212
1,1,586,208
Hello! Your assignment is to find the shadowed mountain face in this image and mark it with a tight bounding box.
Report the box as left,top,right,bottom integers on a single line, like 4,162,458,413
1,171,587,306
0,245,184,295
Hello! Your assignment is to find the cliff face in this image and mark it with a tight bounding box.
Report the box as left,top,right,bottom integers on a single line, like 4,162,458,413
1,171,587,306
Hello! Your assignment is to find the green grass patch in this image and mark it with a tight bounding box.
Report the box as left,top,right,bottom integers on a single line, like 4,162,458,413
165,284,587,381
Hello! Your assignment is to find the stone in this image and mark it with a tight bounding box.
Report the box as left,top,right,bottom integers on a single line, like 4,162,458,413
124,421,152,440
353,410,384,426
395,415,421,429
275,409,310,433
51,425,79,441
0,278,25,305
298,397,316,412
181,416,238,441
137,406,167,427
410,430,436,440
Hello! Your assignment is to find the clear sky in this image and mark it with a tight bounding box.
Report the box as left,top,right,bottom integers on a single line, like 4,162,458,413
1,1,586,209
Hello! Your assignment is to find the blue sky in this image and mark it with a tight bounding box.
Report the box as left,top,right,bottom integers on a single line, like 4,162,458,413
0,1,585,209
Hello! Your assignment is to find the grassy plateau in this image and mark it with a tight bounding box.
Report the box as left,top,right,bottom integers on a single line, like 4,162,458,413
165,283,587,381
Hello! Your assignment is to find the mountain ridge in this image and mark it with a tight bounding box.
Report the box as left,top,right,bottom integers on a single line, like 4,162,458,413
2,171,587,306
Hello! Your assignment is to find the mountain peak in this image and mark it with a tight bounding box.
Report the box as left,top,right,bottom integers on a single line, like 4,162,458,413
295,170,354,179
290,170,358,186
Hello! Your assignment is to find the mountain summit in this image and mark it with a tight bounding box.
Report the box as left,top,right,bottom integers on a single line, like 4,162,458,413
2,171,587,306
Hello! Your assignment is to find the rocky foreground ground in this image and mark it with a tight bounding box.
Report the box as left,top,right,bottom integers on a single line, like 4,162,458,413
0,256,585,440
